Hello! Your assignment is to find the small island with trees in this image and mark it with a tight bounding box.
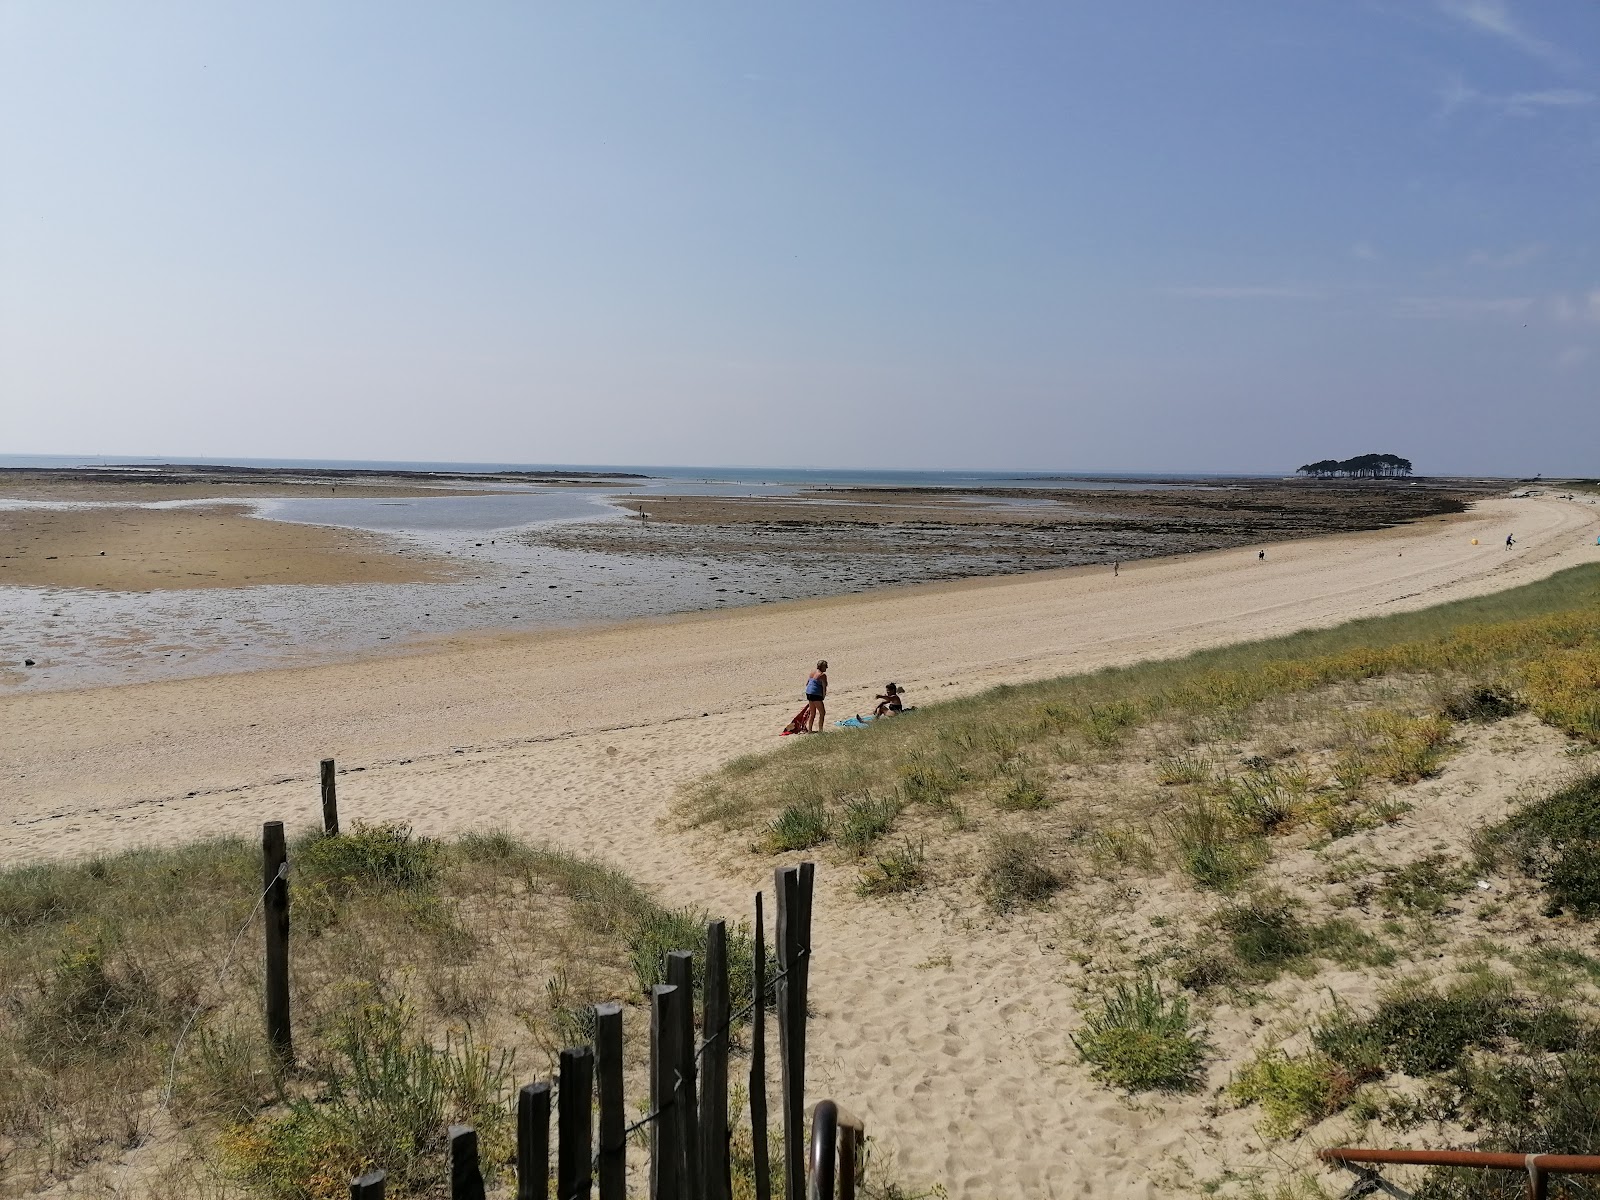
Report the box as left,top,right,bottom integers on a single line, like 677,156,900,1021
1297,452,1413,479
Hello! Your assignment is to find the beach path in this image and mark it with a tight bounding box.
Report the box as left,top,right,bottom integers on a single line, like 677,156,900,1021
4,493,1599,1196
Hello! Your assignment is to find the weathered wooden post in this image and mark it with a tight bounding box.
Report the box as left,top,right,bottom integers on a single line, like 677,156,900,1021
775,864,814,1200
450,1124,486,1200
650,983,682,1200
320,758,339,835
262,820,292,1063
557,1047,594,1199
701,921,731,1200
517,1081,551,1200
350,1170,386,1200
750,892,772,1200
594,1003,626,1200
666,951,703,1200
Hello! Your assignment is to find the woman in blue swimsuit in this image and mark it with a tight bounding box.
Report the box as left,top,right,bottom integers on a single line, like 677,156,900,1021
805,660,828,732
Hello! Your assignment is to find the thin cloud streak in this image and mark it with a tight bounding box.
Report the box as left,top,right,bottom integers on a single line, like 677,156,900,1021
1437,0,1569,67
1439,81,1595,118
1468,243,1546,267
1165,285,1322,300
1393,295,1534,318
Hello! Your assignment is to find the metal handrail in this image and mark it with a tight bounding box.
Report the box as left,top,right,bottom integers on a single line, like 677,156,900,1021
809,1100,865,1200
1320,1146,1600,1200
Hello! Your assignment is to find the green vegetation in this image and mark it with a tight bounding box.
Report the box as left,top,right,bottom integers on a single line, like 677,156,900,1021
981,833,1063,913
857,840,927,897
1312,977,1577,1080
1072,974,1208,1093
1296,453,1413,479
1481,771,1600,916
684,566,1600,930
1226,1049,1355,1136
0,828,751,1198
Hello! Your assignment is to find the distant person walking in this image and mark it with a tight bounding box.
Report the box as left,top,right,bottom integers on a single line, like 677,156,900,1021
1258,549,1266,562
1506,534,1515,549
1113,561,1120,577
805,660,829,732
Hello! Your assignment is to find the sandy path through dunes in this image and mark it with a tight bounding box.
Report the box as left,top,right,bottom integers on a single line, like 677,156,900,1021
4,494,1599,1196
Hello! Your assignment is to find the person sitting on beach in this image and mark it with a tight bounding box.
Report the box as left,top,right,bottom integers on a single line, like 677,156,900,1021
874,683,904,718
805,660,829,731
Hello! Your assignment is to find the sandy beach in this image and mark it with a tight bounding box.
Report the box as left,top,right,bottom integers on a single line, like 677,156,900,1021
6,492,1600,1196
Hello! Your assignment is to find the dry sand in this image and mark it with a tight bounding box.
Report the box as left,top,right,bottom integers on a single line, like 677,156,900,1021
5,493,1600,1196
0,504,455,590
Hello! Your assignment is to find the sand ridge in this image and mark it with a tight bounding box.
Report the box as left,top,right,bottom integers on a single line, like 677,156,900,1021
4,493,1600,1196
0,503,456,590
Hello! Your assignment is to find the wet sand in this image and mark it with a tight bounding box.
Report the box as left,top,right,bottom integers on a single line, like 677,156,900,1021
0,504,456,591
539,479,1494,585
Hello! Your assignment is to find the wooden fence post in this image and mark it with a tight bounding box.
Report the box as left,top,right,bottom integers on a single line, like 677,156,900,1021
320,758,338,835
517,1082,551,1200
594,1003,625,1200
262,821,292,1064
450,1124,486,1200
557,1047,594,1200
650,983,682,1200
776,865,814,1200
666,951,702,1200
750,892,771,1200
701,921,731,1200
350,1170,386,1200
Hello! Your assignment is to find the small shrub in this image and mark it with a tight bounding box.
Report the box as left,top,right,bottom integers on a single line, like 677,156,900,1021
1313,979,1520,1078
1330,752,1371,799
1217,768,1303,835
896,752,967,806
225,996,512,1200
296,823,441,896
1366,713,1453,784
1088,825,1157,872
1072,974,1208,1092
1227,1050,1354,1136
24,938,163,1066
981,833,1062,913
625,906,713,997
993,772,1054,812
1440,684,1521,724
857,840,927,897
1084,701,1141,747
1156,753,1214,787
1522,645,1600,742
1174,948,1237,993
1221,898,1312,976
1376,854,1473,915
1485,771,1600,917
1166,801,1262,891
838,796,900,856
761,801,830,853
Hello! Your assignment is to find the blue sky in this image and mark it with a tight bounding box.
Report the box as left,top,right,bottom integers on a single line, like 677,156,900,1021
2,1,1596,474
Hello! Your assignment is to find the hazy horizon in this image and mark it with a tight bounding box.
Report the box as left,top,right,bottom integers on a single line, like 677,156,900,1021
4,3,1597,476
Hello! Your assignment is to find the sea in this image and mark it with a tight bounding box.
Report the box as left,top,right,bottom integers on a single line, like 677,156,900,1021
0,455,1248,692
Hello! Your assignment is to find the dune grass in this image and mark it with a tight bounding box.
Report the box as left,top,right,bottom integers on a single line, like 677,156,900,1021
680,564,1600,906
0,826,764,1199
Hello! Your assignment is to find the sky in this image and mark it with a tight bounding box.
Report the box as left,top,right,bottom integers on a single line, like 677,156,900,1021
2,2,1597,475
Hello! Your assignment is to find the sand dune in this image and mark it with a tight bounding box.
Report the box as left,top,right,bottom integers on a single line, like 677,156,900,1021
4,493,1599,1196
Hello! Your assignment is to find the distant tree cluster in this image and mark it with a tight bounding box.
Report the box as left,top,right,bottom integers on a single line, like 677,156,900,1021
1297,453,1413,479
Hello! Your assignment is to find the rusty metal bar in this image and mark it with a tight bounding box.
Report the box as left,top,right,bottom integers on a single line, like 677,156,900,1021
1319,1149,1600,1175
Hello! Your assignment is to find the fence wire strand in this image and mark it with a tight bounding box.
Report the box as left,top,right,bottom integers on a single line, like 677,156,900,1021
159,860,288,1108
584,944,810,1174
